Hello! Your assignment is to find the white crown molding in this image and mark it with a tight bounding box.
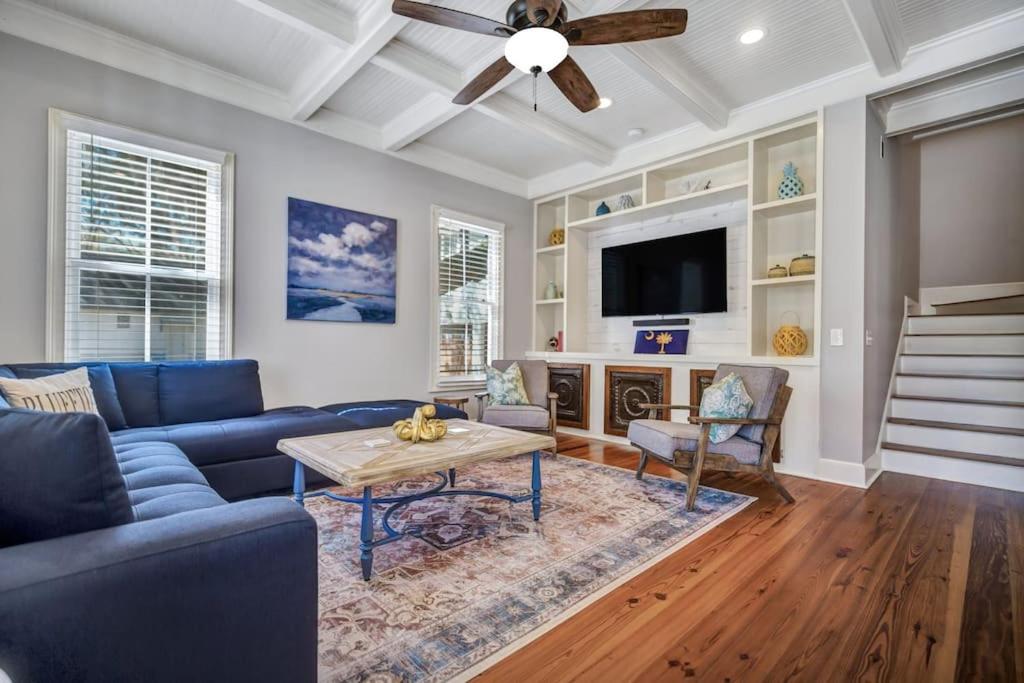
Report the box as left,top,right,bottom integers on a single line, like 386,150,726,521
884,63,1024,136
229,0,355,48
840,0,907,77
526,7,1024,198
290,3,409,120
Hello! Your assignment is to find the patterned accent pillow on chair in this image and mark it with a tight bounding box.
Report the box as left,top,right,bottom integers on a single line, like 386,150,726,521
699,372,753,444
485,362,531,406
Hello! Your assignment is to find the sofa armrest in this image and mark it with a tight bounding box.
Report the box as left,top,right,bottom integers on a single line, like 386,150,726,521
0,498,318,683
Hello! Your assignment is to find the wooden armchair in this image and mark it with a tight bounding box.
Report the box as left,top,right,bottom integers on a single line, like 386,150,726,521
475,360,559,455
627,364,794,511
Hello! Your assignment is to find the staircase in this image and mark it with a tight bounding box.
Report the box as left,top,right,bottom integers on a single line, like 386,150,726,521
880,310,1024,491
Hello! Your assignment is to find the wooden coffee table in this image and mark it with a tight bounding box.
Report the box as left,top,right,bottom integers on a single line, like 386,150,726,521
278,419,555,580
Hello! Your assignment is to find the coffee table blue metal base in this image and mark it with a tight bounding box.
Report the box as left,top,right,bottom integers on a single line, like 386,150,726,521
292,450,543,581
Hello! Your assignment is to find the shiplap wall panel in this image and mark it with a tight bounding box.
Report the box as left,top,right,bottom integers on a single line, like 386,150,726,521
585,202,748,356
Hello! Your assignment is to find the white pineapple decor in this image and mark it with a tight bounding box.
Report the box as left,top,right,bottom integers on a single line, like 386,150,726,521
777,162,804,200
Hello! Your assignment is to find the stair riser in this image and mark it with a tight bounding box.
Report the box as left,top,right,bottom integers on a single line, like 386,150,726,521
899,355,1024,377
881,450,1024,492
908,314,1024,335
904,336,1024,355
885,424,1024,459
891,398,1024,429
895,376,1024,402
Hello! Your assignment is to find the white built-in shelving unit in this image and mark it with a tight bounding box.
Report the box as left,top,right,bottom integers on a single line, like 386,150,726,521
531,114,823,360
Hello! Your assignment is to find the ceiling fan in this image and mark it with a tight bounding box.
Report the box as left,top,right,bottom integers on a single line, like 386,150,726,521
392,0,688,113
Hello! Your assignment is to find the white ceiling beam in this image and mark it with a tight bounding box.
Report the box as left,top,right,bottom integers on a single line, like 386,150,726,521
607,43,730,130
840,0,907,77
375,42,614,165
562,0,730,130
289,3,410,120
229,0,355,48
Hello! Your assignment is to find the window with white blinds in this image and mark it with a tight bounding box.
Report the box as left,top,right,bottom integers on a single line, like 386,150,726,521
48,111,233,362
431,207,505,389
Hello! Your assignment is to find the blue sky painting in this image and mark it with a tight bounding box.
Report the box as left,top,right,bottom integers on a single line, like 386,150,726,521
287,197,397,323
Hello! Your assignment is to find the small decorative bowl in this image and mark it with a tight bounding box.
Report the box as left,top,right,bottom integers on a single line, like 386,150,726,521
767,264,789,279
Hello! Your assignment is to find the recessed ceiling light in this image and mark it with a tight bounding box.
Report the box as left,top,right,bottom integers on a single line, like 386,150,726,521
739,27,766,45
627,127,645,139
598,97,614,109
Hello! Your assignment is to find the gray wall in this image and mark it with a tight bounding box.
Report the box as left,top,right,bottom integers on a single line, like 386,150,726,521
0,35,534,408
820,98,868,464
916,114,1024,288
862,105,919,463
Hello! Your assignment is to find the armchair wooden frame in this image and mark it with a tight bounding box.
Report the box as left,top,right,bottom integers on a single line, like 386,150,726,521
475,390,560,455
634,385,795,511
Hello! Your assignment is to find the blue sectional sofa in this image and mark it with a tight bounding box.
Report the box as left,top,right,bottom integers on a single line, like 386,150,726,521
0,359,466,682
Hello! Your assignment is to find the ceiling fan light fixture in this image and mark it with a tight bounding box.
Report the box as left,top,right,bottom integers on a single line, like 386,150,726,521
504,27,569,74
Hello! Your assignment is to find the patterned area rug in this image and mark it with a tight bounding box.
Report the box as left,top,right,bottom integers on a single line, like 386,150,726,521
308,454,754,682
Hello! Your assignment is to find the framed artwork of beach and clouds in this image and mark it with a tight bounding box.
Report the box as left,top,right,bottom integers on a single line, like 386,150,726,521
286,197,397,324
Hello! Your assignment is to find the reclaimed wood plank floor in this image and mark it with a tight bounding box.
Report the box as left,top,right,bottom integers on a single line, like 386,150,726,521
477,434,1024,682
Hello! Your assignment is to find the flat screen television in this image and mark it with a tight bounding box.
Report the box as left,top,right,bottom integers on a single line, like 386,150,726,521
602,227,727,317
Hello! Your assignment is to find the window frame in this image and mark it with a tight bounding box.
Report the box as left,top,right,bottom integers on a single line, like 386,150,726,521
46,108,235,362
428,205,506,393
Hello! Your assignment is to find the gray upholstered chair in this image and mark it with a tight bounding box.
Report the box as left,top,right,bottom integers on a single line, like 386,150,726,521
476,360,558,454
627,364,794,511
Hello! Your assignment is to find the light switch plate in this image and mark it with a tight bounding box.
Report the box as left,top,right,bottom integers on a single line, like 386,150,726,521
829,328,844,346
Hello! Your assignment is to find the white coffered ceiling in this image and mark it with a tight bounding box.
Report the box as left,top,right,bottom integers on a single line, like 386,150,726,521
2,0,1022,197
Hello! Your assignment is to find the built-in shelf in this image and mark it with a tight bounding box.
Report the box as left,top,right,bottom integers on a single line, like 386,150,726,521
752,274,817,287
531,115,822,360
566,181,748,231
752,193,817,217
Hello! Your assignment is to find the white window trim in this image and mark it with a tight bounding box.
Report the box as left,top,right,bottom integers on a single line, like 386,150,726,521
46,108,235,362
428,205,506,393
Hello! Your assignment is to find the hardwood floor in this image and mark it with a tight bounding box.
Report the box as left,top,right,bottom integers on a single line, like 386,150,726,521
478,434,1024,682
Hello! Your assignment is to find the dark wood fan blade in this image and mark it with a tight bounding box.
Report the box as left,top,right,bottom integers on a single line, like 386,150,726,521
453,56,515,105
392,0,516,37
563,9,687,46
549,56,600,112
527,0,562,27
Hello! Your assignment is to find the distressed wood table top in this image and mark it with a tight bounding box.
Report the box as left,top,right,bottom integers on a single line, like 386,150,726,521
278,419,555,487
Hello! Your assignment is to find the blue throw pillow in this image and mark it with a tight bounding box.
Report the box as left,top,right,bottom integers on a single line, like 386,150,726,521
699,373,753,444
0,409,133,548
9,364,128,432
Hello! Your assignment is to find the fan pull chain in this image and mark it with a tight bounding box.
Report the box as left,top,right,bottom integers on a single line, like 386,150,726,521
531,65,542,112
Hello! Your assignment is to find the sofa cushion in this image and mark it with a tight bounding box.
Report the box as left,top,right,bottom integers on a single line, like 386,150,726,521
110,406,359,468
481,404,550,430
627,419,763,465
113,441,226,521
158,360,264,425
320,399,467,428
0,409,132,548
10,364,127,431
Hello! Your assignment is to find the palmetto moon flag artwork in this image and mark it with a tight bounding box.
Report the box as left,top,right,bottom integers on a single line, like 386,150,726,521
634,330,689,355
